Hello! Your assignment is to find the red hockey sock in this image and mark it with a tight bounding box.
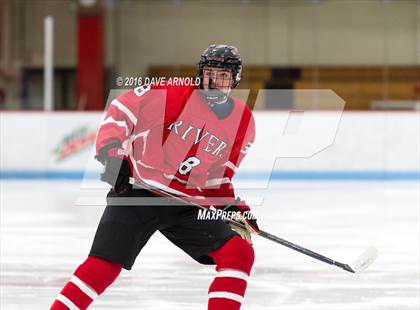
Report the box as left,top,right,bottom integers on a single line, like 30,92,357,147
207,236,255,310
50,256,122,310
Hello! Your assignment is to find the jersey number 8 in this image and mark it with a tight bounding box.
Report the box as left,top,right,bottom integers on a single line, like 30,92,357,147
178,156,201,175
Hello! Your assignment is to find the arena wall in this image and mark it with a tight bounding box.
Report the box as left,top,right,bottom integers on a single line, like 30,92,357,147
11,1,419,76
1,111,418,181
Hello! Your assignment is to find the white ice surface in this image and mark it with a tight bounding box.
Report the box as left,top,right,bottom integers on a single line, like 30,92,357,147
1,180,419,309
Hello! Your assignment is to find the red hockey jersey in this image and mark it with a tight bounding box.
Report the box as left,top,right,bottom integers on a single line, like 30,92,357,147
95,84,255,209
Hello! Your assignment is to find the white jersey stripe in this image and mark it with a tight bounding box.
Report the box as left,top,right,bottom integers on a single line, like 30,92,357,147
132,129,150,155
205,177,231,187
216,269,248,281
208,291,244,304
56,294,80,310
163,173,188,185
101,116,129,136
224,161,237,172
137,159,155,169
111,99,138,125
129,154,141,177
70,275,98,300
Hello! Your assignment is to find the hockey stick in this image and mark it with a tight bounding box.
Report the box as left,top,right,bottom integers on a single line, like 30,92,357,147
128,178,378,273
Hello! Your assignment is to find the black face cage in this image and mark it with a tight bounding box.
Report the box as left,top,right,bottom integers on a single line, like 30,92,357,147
197,58,242,90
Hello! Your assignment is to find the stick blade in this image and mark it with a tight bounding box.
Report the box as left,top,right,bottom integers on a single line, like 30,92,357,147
348,246,379,273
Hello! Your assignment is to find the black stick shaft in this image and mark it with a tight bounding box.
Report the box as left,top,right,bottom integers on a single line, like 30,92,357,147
256,230,354,272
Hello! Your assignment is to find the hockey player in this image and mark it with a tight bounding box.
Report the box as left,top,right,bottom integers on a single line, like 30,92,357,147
51,44,259,310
